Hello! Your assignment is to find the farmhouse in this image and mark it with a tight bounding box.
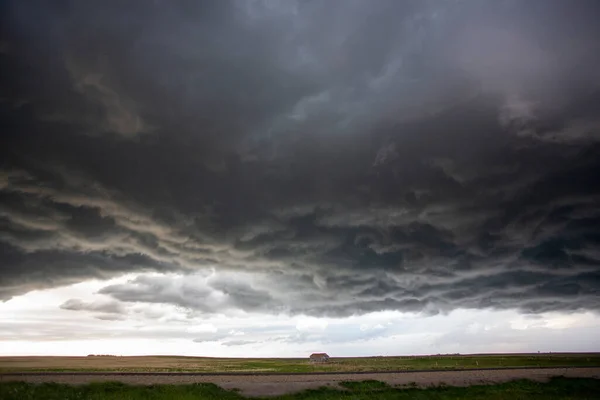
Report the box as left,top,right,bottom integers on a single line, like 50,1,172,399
309,353,330,362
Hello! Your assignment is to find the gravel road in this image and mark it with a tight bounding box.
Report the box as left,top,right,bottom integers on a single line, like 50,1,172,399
2,367,600,397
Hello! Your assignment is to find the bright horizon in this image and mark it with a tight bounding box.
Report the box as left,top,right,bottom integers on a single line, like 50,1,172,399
2,276,599,358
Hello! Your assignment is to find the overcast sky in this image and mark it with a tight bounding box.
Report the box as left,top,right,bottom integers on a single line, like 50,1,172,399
1,0,600,357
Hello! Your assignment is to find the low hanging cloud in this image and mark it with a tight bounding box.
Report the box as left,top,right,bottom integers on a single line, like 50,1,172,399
1,0,600,319
60,299,126,315
222,340,258,347
97,273,280,315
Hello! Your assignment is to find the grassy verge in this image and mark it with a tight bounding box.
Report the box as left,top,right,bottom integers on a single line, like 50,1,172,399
1,377,599,399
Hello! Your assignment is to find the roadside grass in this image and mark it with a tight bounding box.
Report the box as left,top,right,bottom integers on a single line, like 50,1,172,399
281,377,600,399
0,381,238,400
2,354,600,373
1,377,599,400
338,379,391,391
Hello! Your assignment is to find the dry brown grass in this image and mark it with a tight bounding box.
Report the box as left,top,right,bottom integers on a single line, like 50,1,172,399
2,353,600,374
0,356,274,372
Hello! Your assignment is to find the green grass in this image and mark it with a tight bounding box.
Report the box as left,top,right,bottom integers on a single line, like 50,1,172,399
2,354,600,373
338,379,391,391
1,377,599,399
0,381,238,400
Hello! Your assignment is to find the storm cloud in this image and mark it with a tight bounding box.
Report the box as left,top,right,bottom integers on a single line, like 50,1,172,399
1,0,600,318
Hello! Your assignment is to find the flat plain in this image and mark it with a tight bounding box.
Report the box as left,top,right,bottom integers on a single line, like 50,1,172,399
2,355,600,397
1,353,600,373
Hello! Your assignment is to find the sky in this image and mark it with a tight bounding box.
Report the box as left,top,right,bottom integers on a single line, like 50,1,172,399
1,0,600,357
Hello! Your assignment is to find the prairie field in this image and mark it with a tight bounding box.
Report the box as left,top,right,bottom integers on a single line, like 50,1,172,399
1,353,599,373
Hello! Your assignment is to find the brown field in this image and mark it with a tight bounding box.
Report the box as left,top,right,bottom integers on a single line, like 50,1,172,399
1,353,600,374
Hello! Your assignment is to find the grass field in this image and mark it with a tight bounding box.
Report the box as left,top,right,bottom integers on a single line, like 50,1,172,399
1,377,599,399
1,353,599,373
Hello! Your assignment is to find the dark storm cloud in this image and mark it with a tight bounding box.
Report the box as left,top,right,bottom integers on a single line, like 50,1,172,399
1,0,600,316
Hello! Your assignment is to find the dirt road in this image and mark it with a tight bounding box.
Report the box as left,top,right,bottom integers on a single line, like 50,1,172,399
2,367,600,397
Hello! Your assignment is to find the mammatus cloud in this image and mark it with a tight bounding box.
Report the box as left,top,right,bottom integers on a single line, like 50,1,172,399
1,0,600,319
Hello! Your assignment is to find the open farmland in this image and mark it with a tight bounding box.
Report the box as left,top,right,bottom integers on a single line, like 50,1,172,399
1,353,600,374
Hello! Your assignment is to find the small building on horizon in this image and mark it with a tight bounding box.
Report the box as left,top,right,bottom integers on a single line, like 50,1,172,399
309,353,330,362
